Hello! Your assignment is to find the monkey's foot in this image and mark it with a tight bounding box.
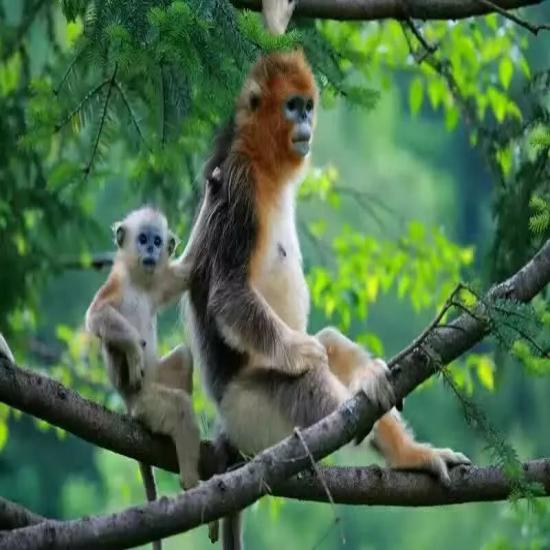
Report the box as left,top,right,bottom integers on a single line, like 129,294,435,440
179,470,200,492
392,445,471,486
263,0,296,35
208,520,220,544
352,358,395,412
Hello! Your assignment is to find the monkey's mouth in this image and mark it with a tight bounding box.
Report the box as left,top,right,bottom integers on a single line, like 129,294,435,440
291,139,310,156
142,258,156,268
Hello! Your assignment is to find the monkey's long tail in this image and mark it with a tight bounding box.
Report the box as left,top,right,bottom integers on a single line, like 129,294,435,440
139,461,162,550
222,512,243,550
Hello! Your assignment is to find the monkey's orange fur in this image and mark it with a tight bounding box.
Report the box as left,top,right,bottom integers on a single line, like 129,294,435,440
238,51,318,285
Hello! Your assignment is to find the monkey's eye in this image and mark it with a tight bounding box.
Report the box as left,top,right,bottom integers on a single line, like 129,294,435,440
306,99,314,112
154,236,162,248
286,98,298,112
138,233,147,245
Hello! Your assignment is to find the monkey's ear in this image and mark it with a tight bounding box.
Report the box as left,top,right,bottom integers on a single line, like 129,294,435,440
167,232,180,256
243,79,261,111
249,92,260,111
111,222,126,248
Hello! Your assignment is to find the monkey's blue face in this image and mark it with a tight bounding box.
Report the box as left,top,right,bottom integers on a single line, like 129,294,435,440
136,225,164,270
283,94,314,157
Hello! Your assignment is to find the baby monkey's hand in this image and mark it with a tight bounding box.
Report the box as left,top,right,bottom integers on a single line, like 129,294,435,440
126,345,145,392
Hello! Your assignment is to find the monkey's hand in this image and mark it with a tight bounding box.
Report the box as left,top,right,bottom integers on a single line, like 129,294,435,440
126,345,145,392
280,331,329,376
351,357,395,413
262,0,296,35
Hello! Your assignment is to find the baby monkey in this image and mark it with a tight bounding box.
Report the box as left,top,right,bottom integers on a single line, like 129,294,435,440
85,207,202,548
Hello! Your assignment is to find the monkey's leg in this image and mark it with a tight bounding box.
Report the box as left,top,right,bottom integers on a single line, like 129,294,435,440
221,360,391,455
152,349,220,543
137,462,162,550
153,344,193,394
132,384,201,490
316,327,470,484
373,410,470,485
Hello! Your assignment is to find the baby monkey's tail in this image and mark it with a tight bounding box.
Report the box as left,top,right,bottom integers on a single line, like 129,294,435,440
139,462,162,550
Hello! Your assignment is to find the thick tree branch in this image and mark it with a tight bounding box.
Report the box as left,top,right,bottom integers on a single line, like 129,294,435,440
0,239,548,549
231,0,543,22
276,459,550,505
2,459,549,536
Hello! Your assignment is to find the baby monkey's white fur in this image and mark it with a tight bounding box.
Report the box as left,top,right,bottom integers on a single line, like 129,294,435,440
85,207,201,495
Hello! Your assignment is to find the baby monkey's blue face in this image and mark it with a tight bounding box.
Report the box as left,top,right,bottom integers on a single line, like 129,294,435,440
136,224,164,269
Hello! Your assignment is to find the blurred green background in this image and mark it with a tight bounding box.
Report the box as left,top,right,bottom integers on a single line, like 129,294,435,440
0,1,549,548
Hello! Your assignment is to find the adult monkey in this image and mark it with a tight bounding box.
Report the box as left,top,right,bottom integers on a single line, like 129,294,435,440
175,2,469,547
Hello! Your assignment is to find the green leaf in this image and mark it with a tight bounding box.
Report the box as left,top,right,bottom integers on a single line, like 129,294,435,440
498,58,513,89
0,421,7,451
475,356,495,391
409,77,424,116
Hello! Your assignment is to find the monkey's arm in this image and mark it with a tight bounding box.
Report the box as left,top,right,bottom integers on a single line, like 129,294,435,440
208,245,326,375
86,302,142,349
157,168,222,307
155,257,193,306
85,299,144,388
205,162,326,374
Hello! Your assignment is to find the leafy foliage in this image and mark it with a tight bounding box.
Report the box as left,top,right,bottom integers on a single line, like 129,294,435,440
1,0,550,546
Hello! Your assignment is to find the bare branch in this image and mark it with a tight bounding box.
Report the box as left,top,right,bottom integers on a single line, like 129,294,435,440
275,459,550,505
477,0,550,34
231,0,543,22
0,240,548,548
388,284,465,368
59,252,114,271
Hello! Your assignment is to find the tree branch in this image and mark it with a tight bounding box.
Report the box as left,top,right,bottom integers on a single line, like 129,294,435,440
477,0,550,34
0,239,548,549
231,0,543,22
0,498,43,530
276,459,550,505
3,459,549,539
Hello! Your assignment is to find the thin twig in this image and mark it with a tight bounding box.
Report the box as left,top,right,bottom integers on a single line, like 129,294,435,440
294,428,345,549
160,64,168,146
388,283,463,368
59,252,114,271
477,0,550,35
54,47,85,96
114,81,150,150
55,77,111,133
299,221,331,264
404,18,437,62
83,66,118,177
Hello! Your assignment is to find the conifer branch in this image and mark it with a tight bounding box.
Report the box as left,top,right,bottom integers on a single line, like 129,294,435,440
54,77,112,133
0,240,548,549
83,66,118,177
114,80,150,150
